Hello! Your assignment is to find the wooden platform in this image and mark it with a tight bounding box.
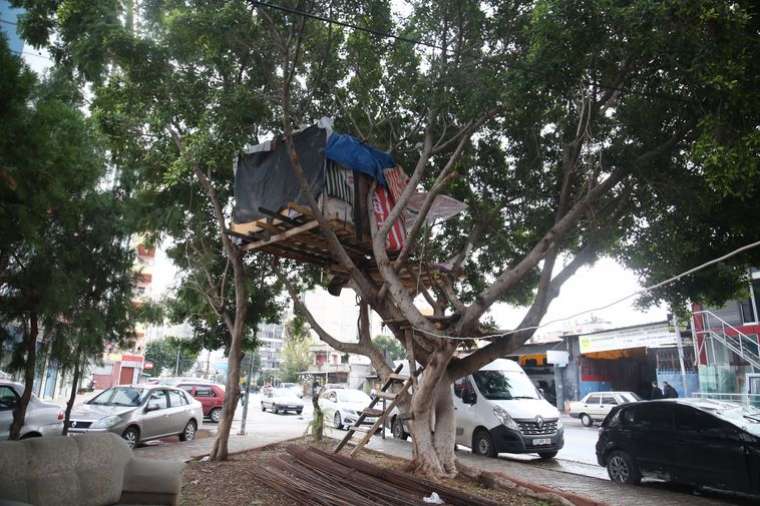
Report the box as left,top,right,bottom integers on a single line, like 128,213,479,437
228,202,367,266
228,202,433,291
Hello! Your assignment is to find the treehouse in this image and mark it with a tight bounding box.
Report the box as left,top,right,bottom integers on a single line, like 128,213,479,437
228,119,465,294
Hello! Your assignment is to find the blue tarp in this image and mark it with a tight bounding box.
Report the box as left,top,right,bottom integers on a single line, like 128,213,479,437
325,133,395,187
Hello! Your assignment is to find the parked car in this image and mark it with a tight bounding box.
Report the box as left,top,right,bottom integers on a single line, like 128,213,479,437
569,391,641,427
281,382,304,399
261,387,304,414
67,385,204,449
319,388,376,430
175,382,226,423
390,358,563,459
0,380,64,439
596,398,760,494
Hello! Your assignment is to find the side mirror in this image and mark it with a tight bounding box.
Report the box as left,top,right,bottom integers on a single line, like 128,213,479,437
463,391,477,405
145,403,160,412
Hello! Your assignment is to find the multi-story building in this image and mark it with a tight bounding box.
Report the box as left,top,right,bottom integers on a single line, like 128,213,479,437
91,240,154,389
690,268,760,400
258,322,285,373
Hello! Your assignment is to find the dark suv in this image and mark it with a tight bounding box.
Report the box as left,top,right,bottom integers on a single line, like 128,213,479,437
596,399,760,495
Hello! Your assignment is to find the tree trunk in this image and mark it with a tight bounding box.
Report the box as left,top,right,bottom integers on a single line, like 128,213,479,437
62,355,82,436
404,348,458,478
310,385,323,441
10,315,38,440
210,346,242,461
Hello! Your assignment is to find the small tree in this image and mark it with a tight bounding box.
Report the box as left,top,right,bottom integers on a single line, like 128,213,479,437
372,335,406,363
144,338,200,377
280,317,312,383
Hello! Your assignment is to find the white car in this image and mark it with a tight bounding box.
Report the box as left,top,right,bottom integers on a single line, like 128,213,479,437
261,387,304,414
0,380,64,439
318,388,376,430
568,391,641,427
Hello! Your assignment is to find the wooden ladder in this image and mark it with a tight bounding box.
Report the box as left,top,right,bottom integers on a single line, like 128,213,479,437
334,363,422,457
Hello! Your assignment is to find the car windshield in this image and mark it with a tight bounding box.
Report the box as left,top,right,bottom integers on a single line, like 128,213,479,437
273,388,295,397
89,387,147,406
473,370,540,400
338,390,371,403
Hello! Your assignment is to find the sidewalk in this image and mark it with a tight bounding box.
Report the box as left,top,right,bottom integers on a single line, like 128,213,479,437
323,429,743,506
134,424,306,462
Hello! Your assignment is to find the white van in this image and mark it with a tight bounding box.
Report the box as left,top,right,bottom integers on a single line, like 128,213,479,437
390,358,563,459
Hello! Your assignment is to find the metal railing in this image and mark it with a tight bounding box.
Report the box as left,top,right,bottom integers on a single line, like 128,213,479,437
691,310,760,371
692,391,760,408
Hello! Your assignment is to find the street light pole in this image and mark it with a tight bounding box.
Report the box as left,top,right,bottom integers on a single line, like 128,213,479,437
174,345,181,376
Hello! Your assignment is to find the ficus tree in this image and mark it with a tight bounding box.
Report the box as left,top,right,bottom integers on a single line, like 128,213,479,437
263,0,760,477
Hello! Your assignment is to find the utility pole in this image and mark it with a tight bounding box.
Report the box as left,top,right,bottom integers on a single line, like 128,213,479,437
238,353,256,435
673,312,689,396
174,344,181,376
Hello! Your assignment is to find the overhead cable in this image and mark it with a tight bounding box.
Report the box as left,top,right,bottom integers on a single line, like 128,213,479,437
411,239,760,341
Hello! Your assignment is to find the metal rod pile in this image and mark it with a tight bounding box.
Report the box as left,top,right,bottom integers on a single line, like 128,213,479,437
247,444,503,506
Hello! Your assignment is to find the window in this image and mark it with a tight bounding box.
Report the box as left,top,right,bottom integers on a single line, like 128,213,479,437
0,386,18,411
90,387,146,407
195,386,214,397
628,404,673,430
454,378,475,399
472,370,539,400
147,390,169,410
586,394,601,404
675,406,724,432
601,396,618,405
168,390,186,407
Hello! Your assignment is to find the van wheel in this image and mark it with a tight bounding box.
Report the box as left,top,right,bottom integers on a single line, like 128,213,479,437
473,429,497,458
538,451,558,460
580,413,593,427
607,450,641,485
334,412,343,430
392,417,408,440
209,408,222,423
261,403,266,412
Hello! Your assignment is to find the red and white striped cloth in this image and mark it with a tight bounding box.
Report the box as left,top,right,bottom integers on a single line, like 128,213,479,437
373,170,407,251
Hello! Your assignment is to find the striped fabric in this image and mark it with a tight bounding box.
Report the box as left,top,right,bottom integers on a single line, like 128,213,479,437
373,185,406,252
325,160,354,205
384,166,409,204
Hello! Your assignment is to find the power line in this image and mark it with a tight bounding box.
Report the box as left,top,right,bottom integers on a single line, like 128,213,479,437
249,1,444,50
250,1,698,105
411,238,760,341
0,17,18,27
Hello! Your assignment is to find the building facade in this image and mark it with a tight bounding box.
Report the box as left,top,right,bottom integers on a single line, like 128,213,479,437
691,268,760,400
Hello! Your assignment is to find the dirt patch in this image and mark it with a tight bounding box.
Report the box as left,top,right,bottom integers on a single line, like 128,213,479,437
180,437,549,506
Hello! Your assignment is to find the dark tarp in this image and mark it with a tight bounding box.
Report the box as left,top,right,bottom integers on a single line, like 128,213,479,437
233,125,327,223
325,133,395,187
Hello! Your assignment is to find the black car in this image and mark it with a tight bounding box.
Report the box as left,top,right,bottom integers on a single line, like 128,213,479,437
596,398,760,495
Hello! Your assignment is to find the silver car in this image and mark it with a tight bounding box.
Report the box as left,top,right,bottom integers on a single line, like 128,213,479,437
68,385,203,448
0,380,64,439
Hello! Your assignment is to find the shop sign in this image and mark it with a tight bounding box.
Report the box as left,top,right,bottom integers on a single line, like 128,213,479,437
579,323,676,354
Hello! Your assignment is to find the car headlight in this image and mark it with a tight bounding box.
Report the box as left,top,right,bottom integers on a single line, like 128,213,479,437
493,406,519,430
344,409,357,417
556,419,563,430
92,415,122,429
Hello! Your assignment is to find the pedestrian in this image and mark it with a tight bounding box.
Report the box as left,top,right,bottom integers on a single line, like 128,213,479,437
650,381,663,400
663,381,679,398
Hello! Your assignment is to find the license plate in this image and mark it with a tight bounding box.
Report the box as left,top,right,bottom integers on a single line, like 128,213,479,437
533,438,551,446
